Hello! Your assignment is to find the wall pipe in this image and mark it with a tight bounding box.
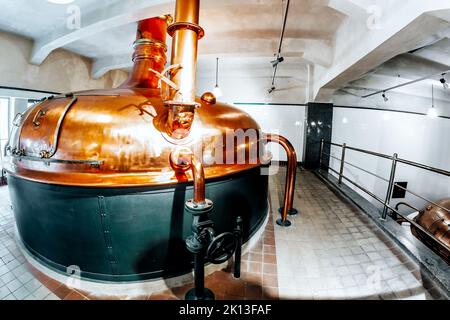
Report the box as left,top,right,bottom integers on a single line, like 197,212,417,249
264,133,298,227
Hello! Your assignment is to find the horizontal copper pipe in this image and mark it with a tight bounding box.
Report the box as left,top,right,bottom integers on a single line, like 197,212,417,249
264,133,297,224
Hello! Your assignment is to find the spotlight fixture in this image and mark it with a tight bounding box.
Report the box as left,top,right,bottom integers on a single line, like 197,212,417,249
212,57,223,98
440,73,448,89
382,91,389,102
270,55,284,68
268,86,276,94
427,84,438,118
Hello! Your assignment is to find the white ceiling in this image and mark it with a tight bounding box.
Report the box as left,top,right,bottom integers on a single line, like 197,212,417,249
0,0,450,101
0,0,346,74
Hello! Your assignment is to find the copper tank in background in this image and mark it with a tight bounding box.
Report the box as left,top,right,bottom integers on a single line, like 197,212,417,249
411,200,450,264
4,0,297,281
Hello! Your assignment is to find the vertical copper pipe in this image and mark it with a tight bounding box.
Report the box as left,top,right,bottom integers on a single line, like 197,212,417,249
120,16,169,89
170,149,205,205
165,0,204,140
168,0,203,104
265,133,297,226
190,155,206,204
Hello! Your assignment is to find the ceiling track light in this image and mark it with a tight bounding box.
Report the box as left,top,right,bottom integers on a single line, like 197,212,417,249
427,84,438,118
268,0,290,94
270,55,284,68
382,91,389,102
440,73,448,90
212,57,222,98
362,68,450,98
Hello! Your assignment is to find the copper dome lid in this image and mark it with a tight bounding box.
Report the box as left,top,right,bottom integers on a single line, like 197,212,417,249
4,11,265,188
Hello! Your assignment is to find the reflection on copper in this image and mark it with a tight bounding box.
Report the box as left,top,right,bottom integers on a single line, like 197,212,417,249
162,0,205,140
4,0,298,203
120,16,170,89
264,133,297,224
412,199,450,263
170,148,205,204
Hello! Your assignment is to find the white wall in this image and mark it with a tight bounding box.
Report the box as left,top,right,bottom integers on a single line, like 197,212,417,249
196,57,310,105
330,107,450,213
196,58,308,162
232,104,306,162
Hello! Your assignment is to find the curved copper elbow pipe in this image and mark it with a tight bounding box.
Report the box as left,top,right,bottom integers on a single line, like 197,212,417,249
190,155,206,204
264,133,297,227
169,149,205,205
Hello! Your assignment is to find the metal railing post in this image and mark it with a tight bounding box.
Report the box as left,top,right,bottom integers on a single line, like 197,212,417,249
319,138,324,169
382,153,398,220
338,143,346,184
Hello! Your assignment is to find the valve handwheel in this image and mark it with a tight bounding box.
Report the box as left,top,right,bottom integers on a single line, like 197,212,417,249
206,232,237,264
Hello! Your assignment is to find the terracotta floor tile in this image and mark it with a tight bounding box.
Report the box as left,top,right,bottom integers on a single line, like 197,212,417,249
263,263,277,275
248,253,263,262
53,285,72,299
263,254,277,264
63,290,86,300
263,274,278,287
263,245,276,254
248,261,262,274
263,236,275,245
43,278,63,292
149,293,178,300
223,279,245,297
262,287,279,300
245,284,263,299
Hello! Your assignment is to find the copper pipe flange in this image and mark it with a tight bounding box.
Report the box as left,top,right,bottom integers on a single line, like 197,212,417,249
132,53,166,63
133,38,168,51
185,199,214,212
167,22,205,39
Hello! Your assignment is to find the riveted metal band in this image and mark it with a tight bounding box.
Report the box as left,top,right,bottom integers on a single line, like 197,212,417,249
133,38,167,51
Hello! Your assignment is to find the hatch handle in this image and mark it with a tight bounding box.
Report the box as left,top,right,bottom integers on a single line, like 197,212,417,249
32,109,46,127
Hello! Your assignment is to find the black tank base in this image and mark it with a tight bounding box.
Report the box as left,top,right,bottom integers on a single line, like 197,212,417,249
278,207,299,216
185,288,215,300
276,218,291,227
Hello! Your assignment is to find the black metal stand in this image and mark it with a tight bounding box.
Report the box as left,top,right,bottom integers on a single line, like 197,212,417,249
185,253,215,300
233,216,243,279
184,200,215,301
276,218,292,227
184,200,243,300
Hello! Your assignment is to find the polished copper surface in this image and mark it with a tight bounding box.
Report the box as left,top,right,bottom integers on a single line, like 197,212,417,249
264,134,297,224
168,0,202,104
4,1,280,189
200,92,216,104
412,199,450,263
5,87,263,187
120,16,169,89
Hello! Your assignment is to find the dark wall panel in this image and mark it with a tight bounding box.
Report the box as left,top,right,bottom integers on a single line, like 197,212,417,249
304,103,333,170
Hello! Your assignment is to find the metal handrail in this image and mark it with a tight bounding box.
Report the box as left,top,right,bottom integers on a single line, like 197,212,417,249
319,139,450,253
324,164,450,252
325,141,450,177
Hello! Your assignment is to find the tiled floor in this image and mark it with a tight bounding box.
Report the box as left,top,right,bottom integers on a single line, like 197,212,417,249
0,168,447,300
